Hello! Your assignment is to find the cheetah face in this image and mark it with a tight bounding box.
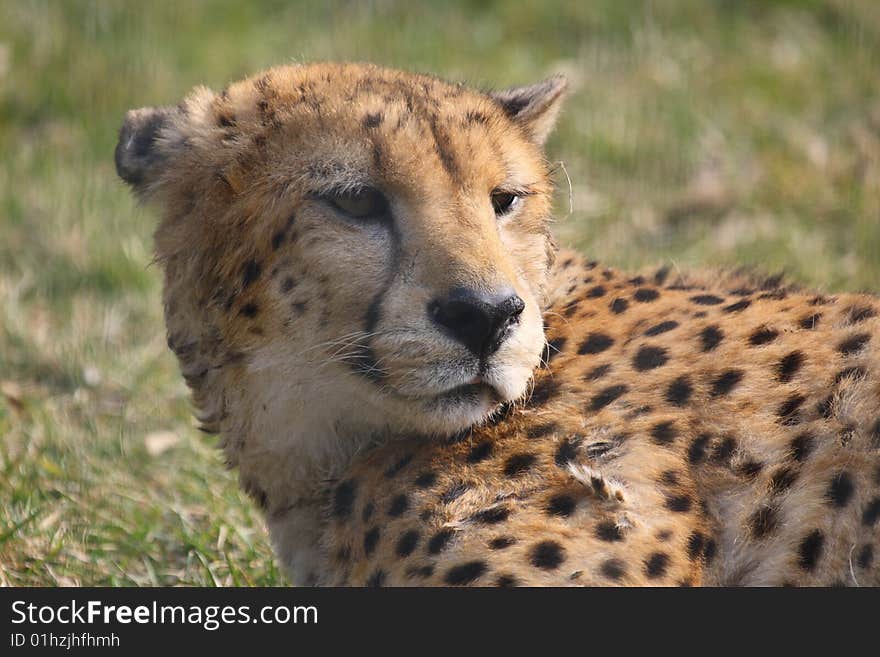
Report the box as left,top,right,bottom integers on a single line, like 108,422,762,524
116,63,567,437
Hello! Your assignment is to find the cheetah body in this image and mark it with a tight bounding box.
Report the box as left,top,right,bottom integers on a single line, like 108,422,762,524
325,256,880,586
114,62,880,586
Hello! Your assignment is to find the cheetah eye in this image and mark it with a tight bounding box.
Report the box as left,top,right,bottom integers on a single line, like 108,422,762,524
326,188,389,221
491,190,522,217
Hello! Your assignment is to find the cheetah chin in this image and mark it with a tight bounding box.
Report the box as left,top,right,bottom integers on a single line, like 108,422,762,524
117,62,879,587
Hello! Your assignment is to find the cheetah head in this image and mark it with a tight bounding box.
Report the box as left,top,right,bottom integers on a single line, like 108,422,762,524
116,63,567,441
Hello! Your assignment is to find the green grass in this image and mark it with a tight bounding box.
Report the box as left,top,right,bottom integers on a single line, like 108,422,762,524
1,0,878,585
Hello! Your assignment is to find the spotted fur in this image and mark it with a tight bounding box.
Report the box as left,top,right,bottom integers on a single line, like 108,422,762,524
116,62,879,586
325,258,880,585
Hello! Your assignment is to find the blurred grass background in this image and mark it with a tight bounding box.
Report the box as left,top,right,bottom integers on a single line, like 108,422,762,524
1,0,878,585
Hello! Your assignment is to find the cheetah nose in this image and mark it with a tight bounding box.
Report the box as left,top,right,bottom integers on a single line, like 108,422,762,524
428,287,525,358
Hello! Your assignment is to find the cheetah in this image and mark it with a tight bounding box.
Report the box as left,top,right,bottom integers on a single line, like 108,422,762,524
115,62,880,586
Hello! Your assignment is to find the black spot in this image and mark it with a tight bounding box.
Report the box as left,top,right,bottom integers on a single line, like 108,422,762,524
589,384,628,411
544,336,567,363
799,313,821,329
406,565,434,579
644,552,669,579
241,259,261,287
600,558,626,581
650,421,677,445
857,544,874,569
629,276,646,285
654,266,670,285
444,561,487,585
489,536,516,550
555,436,583,466
769,466,798,493
634,288,660,302
749,327,779,346
526,423,558,439
595,520,624,542
687,434,712,465
384,453,413,478
871,420,880,449
777,394,806,425
495,574,518,587
366,569,386,587
610,298,629,314
703,539,717,565
529,540,566,570
333,480,356,519
463,109,490,125
217,112,236,128
710,369,744,396
633,345,669,371
503,453,537,477
691,294,724,306
362,112,383,129
777,351,805,383
723,299,751,313
363,527,380,556
546,494,577,517
280,277,295,293
861,497,880,526
738,459,764,479
395,530,420,557
361,502,375,522
664,376,693,407
529,377,560,405
749,505,778,538
816,395,834,419
334,546,351,563
687,532,705,560
585,363,612,381
665,494,692,513
825,471,855,509
700,325,724,351
838,332,870,355
790,433,814,462
467,441,493,463
835,366,867,383
758,290,787,300
645,320,679,336
271,230,285,250
713,435,737,463
797,529,824,572
471,506,511,524
427,528,455,554
388,494,409,517
586,285,606,298
243,481,268,510
440,482,470,504
846,305,877,324
578,332,615,355
240,302,259,318
414,471,437,488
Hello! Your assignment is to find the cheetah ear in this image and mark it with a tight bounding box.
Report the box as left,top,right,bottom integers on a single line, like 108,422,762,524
490,75,568,145
114,106,176,192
